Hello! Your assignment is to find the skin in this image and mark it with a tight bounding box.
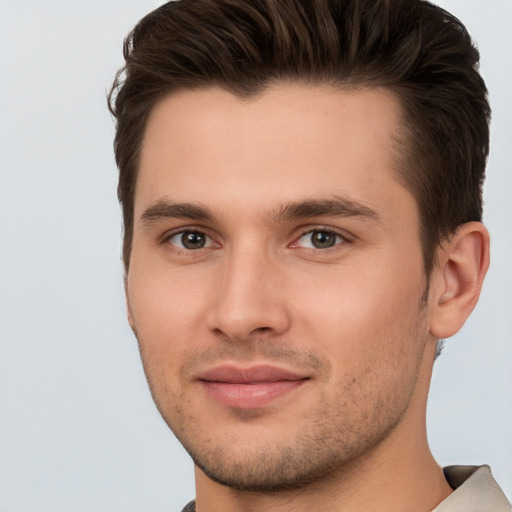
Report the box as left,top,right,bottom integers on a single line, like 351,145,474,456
126,84,489,512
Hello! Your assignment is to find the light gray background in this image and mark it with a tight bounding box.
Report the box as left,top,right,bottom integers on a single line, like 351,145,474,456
0,1,511,511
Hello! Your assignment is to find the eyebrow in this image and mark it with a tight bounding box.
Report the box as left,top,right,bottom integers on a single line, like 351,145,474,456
141,201,214,225
140,196,381,226
269,196,381,224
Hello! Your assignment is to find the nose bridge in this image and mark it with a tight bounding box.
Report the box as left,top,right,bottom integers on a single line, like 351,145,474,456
207,242,290,341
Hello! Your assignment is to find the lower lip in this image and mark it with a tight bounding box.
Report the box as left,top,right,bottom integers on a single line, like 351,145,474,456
200,380,307,408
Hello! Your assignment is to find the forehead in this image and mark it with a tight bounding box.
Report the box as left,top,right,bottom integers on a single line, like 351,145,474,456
137,84,412,222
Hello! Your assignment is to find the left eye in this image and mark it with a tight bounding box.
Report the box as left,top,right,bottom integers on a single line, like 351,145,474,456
168,230,214,250
295,230,344,249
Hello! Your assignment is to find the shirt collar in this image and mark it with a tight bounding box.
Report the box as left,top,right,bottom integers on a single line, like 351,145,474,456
433,465,511,511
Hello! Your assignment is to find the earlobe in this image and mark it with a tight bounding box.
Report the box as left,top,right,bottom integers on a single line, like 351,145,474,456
429,222,490,339
127,302,135,331
124,278,136,331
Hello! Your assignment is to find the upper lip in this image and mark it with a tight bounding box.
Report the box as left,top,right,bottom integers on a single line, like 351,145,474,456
196,364,309,384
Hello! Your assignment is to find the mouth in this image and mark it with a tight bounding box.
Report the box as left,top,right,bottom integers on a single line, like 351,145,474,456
196,364,311,409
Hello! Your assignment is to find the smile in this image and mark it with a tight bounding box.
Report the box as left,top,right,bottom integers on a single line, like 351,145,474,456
197,365,310,409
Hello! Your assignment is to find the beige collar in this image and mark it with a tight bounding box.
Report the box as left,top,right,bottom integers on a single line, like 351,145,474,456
433,465,511,511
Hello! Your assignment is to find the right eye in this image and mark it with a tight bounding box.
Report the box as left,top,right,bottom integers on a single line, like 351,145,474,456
167,230,215,250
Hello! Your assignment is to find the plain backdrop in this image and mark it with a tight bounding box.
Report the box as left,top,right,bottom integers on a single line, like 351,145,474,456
0,1,511,511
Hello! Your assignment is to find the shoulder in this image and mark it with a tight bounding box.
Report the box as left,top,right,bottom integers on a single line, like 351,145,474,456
180,500,196,512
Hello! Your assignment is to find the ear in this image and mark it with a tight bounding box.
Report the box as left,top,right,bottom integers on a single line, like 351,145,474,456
124,275,136,331
429,222,490,339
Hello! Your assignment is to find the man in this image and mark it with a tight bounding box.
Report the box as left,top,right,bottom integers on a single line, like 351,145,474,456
108,0,511,510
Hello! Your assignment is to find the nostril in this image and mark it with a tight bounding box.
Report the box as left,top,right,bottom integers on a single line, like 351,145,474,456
252,326,272,334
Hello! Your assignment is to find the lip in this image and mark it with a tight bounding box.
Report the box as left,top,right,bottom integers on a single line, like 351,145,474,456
196,365,310,409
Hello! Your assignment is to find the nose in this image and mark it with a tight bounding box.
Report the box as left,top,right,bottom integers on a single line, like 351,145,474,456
206,248,291,342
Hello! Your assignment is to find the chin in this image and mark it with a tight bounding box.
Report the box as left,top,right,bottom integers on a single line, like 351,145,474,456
178,416,397,493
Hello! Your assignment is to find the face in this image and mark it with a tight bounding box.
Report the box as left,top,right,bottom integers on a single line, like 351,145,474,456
127,84,436,491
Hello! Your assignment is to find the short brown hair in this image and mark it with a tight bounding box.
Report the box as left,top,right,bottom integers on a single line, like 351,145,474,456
108,0,490,275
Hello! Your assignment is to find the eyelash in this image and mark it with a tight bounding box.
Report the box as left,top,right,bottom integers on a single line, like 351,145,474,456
290,228,348,250
164,229,219,252
162,226,351,254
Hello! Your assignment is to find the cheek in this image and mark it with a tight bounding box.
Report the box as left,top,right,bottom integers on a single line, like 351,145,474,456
126,269,213,380
129,262,209,328
290,256,427,362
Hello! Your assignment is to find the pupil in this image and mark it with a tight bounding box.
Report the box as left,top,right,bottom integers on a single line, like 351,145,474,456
182,231,205,249
312,231,335,248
